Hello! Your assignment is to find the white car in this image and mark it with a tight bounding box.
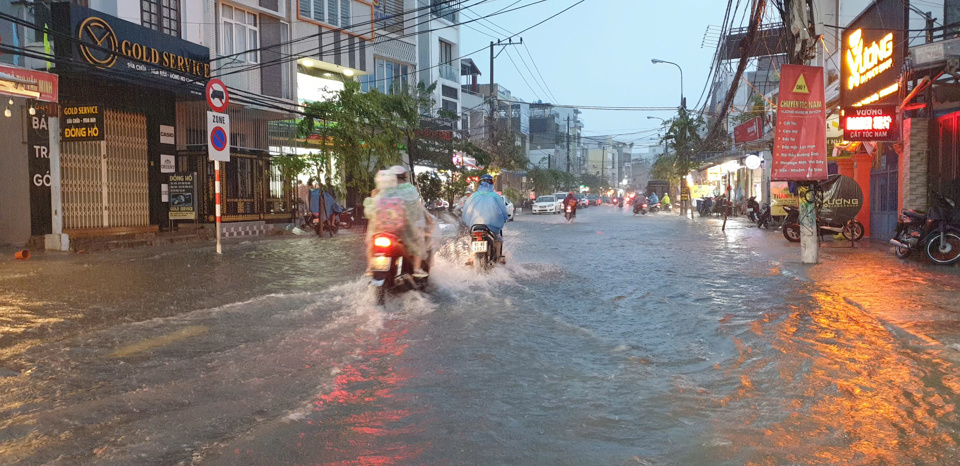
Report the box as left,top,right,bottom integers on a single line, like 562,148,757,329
505,198,515,221
532,195,562,214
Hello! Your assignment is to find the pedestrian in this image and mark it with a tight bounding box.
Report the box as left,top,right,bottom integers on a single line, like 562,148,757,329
298,178,312,216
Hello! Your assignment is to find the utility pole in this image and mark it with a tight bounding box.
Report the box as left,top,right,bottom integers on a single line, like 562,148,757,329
566,115,571,173
488,38,522,160
601,143,606,186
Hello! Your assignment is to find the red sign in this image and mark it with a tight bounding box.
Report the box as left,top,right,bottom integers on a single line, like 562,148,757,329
734,117,763,143
772,64,828,181
842,104,898,141
205,78,229,113
0,64,58,102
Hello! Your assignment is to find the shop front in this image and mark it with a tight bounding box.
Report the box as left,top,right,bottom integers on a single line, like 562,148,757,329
50,4,209,235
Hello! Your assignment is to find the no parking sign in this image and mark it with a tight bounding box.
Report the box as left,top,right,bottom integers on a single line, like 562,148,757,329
207,111,230,162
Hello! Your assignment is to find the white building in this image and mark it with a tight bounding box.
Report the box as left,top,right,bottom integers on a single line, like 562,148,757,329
418,0,462,122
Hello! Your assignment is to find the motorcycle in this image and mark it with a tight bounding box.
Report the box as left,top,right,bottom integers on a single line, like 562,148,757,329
470,224,501,271
781,205,865,242
890,191,960,265
369,233,432,305
649,202,661,214
336,207,355,229
746,196,760,222
633,202,648,215
697,197,714,217
756,203,775,229
565,204,577,222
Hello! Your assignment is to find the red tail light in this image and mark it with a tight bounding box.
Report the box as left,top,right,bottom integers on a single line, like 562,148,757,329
373,236,392,248
472,232,484,241
642,204,648,208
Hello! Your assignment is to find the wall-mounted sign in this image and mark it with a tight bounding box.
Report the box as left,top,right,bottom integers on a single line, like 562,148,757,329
842,104,898,141
160,154,175,173
52,4,210,92
772,64,828,181
160,125,175,144
839,0,906,108
61,104,104,141
168,172,197,220
0,64,58,102
734,117,763,144
818,174,864,223
744,154,762,170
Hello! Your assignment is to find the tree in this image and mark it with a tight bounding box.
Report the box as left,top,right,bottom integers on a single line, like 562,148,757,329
502,187,523,206
578,173,606,193
660,108,706,181
416,171,443,207
483,117,528,171
732,94,766,125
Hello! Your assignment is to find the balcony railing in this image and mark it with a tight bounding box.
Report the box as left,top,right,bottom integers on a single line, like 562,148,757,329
439,63,458,82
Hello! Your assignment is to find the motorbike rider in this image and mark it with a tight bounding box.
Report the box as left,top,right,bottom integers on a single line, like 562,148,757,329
363,170,399,276
563,190,579,215
661,192,671,209
364,166,433,278
635,191,647,207
648,191,659,206
461,174,510,264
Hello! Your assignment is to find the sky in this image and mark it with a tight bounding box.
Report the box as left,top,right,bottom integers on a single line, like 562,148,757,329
457,0,732,153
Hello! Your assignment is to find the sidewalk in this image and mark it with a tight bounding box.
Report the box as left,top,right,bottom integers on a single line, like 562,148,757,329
689,212,960,353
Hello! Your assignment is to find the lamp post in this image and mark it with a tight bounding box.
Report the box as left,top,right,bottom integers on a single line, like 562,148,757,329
651,59,685,109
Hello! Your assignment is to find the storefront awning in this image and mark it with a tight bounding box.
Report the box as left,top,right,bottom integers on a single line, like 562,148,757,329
0,64,58,102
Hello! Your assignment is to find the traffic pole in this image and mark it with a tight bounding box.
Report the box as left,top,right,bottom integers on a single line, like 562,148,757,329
799,183,818,264
215,160,222,254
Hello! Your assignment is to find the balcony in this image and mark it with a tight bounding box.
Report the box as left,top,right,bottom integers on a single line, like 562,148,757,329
439,63,458,82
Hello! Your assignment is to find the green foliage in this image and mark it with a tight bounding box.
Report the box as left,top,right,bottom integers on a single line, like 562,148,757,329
660,107,706,181
528,168,578,195
416,171,443,206
649,154,679,184
578,173,606,192
501,187,523,206
732,94,766,125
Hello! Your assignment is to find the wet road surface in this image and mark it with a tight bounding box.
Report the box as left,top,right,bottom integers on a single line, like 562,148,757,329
2,207,960,464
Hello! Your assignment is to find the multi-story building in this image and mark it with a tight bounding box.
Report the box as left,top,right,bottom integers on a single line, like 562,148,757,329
418,0,461,121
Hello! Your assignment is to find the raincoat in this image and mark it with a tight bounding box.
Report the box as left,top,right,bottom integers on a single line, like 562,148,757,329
648,193,659,205
364,179,432,260
461,182,509,234
661,193,671,207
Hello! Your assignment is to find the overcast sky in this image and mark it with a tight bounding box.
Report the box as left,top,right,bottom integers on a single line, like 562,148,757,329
457,0,883,153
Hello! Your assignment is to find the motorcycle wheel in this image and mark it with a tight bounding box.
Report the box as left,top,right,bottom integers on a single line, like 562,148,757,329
474,252,488,272
893,231,912,259
841,221,865,241
783,223,801,242
925,232,960,265
340,218,353,229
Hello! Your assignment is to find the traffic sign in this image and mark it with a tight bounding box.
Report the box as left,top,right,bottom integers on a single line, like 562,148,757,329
205,78,229,113
207,111,230,161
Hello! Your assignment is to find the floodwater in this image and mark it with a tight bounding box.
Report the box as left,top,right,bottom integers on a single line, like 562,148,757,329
2,207,960,464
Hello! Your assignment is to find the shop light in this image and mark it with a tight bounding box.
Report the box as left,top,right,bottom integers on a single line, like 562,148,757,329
28,107,36,116
721,160,742,173
343,69,355,77
302,59,314,67
3,108,10,118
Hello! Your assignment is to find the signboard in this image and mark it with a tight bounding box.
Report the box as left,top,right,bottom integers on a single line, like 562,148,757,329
160,154,175,173
839,0,906,108
207,111,230,162
818,174,864,223
734,117,763,144
52,4,211,92
61,104,104,141
842,104,898,141
0,64,58,102
205,78,229,113
28,101,52,236
770,181,797,216
160,124,175,144
772,64,828,181
168,172,197,220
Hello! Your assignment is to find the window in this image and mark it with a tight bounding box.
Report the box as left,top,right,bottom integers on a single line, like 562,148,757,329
431,0,459,22
300,0,350,27
221,4,259,63
142,0,180,37
440,41,453,65
442,99,457,113
375,0,404,34
368,57,411,94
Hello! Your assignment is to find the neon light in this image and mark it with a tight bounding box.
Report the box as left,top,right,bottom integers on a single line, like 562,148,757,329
845,29,895,91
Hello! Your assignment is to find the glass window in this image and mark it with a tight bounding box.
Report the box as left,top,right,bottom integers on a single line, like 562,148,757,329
221,4,259,63
440,41,453,64
300,0,350,26
373,57,411,95
142,0,180,37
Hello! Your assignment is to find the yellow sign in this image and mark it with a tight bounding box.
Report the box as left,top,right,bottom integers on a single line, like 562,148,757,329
793,74,809,94
845,29,894,92
706,166,722,182
77,16,210,79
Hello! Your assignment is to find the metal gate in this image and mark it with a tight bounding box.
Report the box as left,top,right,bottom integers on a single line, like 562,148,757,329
62,110,149,229
870,153,898,241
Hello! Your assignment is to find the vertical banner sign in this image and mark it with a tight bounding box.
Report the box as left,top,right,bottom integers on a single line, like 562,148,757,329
772,64,828,181
28,101,52,236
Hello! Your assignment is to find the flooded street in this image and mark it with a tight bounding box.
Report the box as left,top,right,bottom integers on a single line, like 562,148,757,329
3,209,960,464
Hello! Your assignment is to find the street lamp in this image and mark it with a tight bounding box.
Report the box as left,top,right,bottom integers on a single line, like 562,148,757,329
647,116,666,124
651,58,685,109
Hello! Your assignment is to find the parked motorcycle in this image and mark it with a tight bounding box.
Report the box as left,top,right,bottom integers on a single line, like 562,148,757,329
746,196,760,222
369,233,432,305
781,205,865,242
336,207,355,229
756,203,775,229
698,197,714,217
565,204,576,223
890,191,960,265
470,224,501,271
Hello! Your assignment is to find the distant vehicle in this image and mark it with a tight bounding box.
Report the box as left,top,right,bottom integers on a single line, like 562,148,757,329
505,198,515,221
532,195,562,214
587,194,600,205
575,193,588,208
433,199,450,210
646,180,671,197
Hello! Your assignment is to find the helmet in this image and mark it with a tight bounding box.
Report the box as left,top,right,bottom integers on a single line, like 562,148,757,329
480,174,494,184
389,165,408,182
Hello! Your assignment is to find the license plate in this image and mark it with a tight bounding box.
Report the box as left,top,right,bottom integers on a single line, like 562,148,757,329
371,256,392,272
747,208,754,213
471,241,488,253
